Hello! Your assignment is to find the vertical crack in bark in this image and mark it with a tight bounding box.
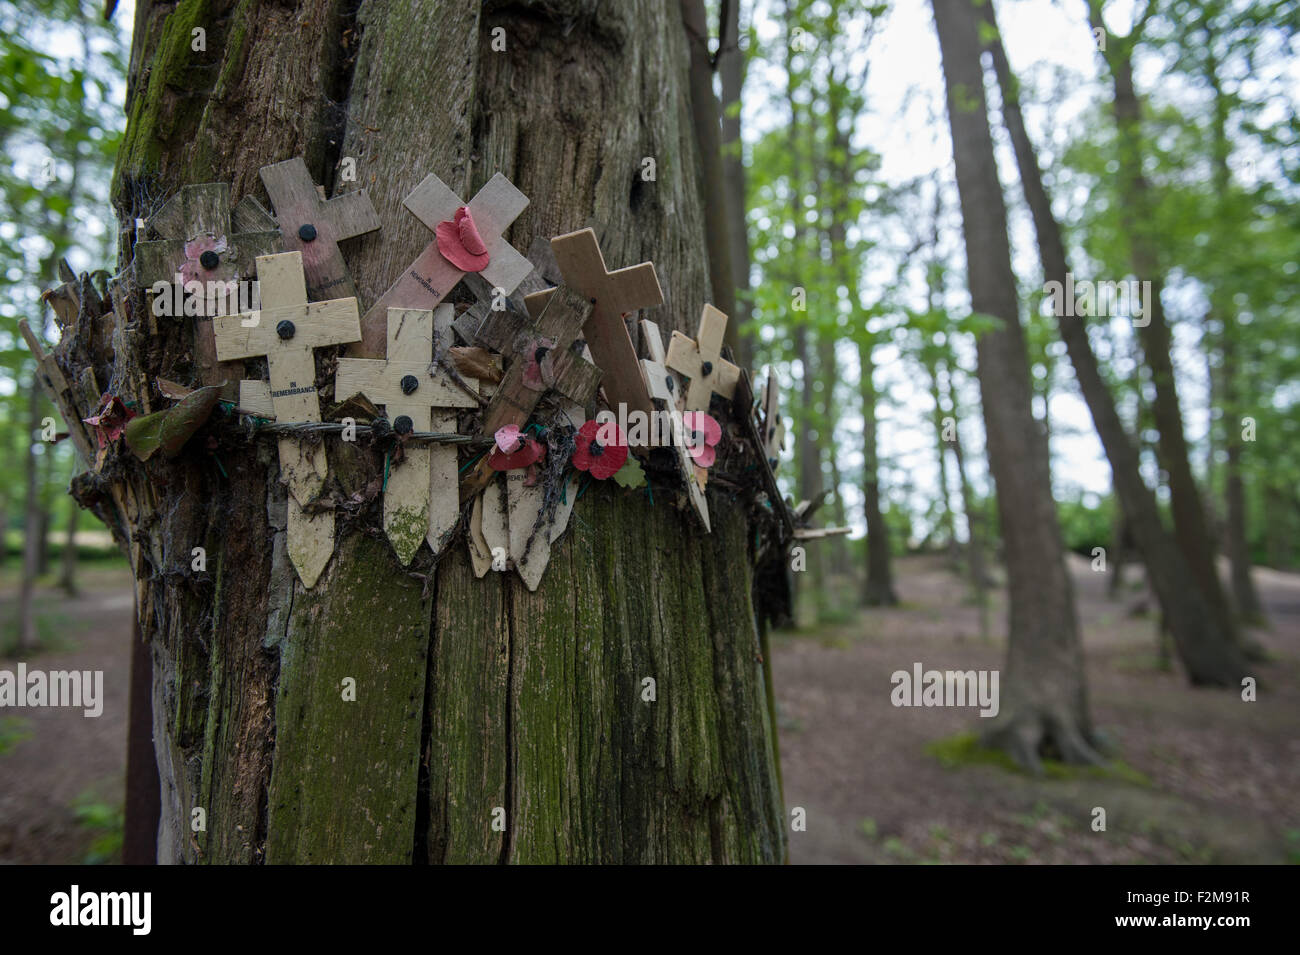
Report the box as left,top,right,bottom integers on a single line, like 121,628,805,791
254,573,293,864
318,0,366,191
413,563,439,864
499,577,516,865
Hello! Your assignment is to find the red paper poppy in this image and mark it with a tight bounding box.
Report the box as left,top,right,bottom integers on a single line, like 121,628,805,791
435,206,490,272
572,419,628,480
681,411,721,468
487,433,546,471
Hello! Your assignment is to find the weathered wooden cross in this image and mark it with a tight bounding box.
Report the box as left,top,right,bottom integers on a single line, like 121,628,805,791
358,172,531,356
666,304,741,413
213,251,361,587
759,367,785,472
523,228,662,419
460,285,601,496
134,183,281,391
334,306,478,564
639,318,710,531
259,156,381,303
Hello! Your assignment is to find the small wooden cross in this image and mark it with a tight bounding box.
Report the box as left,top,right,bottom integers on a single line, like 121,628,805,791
214,252,361,588
358,172,531,356
134,183,281,391
334,306,478,565
523,228,662,419
666,304,741,413
461,285,600,497
259,157,380,303
639,319,710,531
759,368,785,471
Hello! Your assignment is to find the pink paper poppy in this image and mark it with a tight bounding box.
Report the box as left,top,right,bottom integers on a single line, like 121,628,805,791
572,419,628,480
487,425,546,471
681,411,721,468
84,394,136,449
436,206,490,272
179,235,229,285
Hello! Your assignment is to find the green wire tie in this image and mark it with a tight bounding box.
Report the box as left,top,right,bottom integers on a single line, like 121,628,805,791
458,451,485,474
213,455,227,479
574,474,592,502
383,450,391,491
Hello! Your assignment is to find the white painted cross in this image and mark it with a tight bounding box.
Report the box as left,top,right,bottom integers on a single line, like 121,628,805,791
665,304,741,413
357,172,532,357
334,306,479,564
214,251,361,587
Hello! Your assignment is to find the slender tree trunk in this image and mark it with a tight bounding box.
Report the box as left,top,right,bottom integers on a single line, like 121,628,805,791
1086,3,1242,658
941,359,991,630
933,0,1100,769
927,361,959,568
1204,43,1265,624
58,492,79,596
17,379,44,652
982,0,1247,684
860,341,896,605
718,0,752,370
92,0,784,864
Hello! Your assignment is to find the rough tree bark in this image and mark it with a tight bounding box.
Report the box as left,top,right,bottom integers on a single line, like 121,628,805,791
979,0,1248,684
98,0,783,864
718,0,753,370
932,0,1101,769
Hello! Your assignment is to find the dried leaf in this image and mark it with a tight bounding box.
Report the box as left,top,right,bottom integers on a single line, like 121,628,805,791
450,346,503,384
613,456,646,489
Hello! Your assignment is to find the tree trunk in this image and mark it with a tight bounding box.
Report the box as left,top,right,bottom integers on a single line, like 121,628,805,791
860,341,897,605
718,0,753,370
101,0,783,864
17,378,44,653
941,359,991,629
980,0,1247,684
933,0,1100,770
58,492,79,596
1086,3,1242,657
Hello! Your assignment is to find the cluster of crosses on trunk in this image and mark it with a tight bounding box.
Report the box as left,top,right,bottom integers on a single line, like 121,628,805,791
127,158,804,590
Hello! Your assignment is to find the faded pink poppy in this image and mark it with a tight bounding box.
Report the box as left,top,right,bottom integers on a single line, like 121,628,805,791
179,235,229,285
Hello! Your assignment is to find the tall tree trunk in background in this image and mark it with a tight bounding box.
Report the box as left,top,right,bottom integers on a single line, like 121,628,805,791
681,0,737,333
58,490,79,596
36,444,54,576
926,358,959,566
95,0,782,864
718,0,753,370
17,379,44,652
982,0,1247,684
933,0,1100,768
860,340,896,605
1204,40,1264,623
941,359,990,636
1086,3,1243,657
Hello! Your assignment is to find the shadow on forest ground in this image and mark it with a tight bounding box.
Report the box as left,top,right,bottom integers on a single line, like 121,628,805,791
773,552,1300,864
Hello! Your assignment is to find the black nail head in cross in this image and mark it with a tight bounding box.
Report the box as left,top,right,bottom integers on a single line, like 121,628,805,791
394,415,414,435
400,374,419,395
701,361,713,377
276,320,296,340
199,250,220,270
298,223,317,242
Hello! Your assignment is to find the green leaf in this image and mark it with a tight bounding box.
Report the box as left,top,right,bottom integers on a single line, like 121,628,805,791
613,455,646,489
123,385,224,461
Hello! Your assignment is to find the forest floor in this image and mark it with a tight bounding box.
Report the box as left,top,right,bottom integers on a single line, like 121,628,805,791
1,553,1297,864
774,553,1300,864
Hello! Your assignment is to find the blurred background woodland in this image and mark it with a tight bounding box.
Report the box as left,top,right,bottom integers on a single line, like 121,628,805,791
1,0,1297,863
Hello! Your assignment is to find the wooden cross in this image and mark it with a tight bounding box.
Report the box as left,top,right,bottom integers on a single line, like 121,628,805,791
259,157,380,303
759,367,785,471
460,285,600,497
334,306,478,565
666,304,741,413
639,319,710,531
134,183,281,391
213,252,361,588
523,228,662,419
357,172,531,357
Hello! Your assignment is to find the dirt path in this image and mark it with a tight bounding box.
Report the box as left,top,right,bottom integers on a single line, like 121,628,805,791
0,565,135,864
3,555,1297,864
773,554,1300,864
